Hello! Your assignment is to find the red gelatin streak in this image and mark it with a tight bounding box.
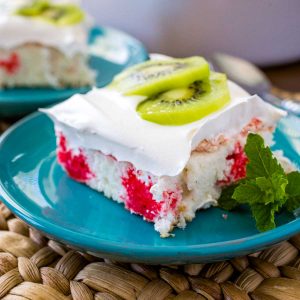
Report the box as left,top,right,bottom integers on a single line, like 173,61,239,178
227,142,248,181
122,168,180,221
219,142,248,185
0,53,20,74
220,118,264,185
57,134,94,182
122,168,161,221
58,135,179,221
162,191,179,212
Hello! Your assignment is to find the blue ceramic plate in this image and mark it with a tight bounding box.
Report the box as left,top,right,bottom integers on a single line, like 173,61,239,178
0,113,300,264
0,27,148,117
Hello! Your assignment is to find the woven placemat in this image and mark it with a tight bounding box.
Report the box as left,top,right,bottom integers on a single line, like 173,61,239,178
271,87,300,102
0,205,299,300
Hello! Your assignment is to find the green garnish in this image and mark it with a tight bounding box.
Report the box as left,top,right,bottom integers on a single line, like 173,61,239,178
16,0,85,26
218,183,240,211
219,133,300,232
286,172,300,211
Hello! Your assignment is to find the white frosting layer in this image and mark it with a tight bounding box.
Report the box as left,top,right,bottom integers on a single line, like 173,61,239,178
42,81,286,177
0,0,88,56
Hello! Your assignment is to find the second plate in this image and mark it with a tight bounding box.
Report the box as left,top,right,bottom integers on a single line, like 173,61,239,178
0,26,148,117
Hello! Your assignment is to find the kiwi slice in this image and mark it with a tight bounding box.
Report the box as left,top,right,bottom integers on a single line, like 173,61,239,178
137,72,231,126
16,1,84,26
40,5,84,25
16,0,49,16
109,57,210,96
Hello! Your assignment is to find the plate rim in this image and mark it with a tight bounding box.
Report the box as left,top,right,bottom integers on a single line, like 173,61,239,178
1,112,300,263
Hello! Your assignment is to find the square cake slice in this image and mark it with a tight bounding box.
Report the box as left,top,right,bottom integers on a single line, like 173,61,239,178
43,56,292,237
0,0,94,88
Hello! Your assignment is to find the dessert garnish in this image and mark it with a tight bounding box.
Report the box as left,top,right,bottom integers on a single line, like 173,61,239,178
109,57,210,96
137,72,230,125
110,57,230,125
16,0,85,26
219,133,300,231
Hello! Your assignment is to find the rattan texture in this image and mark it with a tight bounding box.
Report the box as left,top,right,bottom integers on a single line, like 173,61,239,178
0,204,299,299
271,87,300,102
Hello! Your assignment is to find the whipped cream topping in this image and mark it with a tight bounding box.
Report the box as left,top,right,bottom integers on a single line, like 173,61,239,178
0,0,88,56
43,81,286,177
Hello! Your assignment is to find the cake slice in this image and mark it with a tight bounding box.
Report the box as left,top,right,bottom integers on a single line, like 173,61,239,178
43,56,292,237
0,0,94,88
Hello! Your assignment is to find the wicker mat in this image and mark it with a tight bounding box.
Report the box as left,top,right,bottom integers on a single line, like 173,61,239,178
1,96,300,300
0,206,299,300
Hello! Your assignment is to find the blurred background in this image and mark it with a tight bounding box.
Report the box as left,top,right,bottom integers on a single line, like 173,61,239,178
82,0,300,67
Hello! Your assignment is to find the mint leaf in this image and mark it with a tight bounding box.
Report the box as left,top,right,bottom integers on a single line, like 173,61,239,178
233,174,288,224
285,171,300,212
220,133,293,232
233,180,265,204
255,174,288,205
285,197,300,212
286,172,300,196
233,175,286,199
219,133,300,232
251,203,278,232
245,133,285,179
218,184,239,210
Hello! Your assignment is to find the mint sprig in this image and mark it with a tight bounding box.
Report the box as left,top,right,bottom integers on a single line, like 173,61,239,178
285,172,300,212
218,183,239,211
219,133,300,232
244,133,285,179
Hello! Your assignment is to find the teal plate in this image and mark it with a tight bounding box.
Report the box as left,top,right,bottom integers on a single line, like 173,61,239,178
0,27,148,117
0,113,300,264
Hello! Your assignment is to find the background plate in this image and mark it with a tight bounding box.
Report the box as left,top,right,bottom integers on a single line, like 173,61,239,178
0,27,148,117
0,113,300,264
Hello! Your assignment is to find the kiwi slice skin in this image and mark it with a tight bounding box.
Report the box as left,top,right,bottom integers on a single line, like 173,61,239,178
137,72,231,126
109,57,210,97
16,0,84,26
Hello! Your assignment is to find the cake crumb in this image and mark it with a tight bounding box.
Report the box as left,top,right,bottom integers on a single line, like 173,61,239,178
222,213,228,220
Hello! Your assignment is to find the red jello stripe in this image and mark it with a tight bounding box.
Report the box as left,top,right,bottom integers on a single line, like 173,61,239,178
122,168,162,221
219,142,248,185
58,134,180,221
162,191,179,212
122,168,181,222
227,142,248,181
57,134,95,182
0,53,20,74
